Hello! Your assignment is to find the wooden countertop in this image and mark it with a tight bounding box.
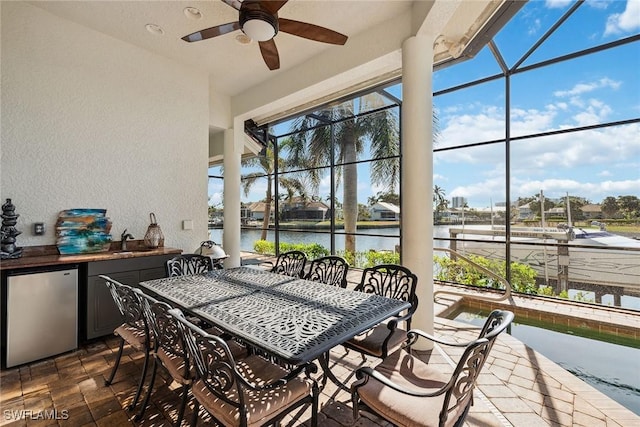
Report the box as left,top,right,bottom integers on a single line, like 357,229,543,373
0,241,182,271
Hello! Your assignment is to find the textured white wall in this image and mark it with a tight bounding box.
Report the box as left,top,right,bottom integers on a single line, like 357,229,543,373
0,2,210,253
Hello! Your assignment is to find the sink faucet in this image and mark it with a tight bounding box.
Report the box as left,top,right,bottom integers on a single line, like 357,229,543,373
120,229,134,251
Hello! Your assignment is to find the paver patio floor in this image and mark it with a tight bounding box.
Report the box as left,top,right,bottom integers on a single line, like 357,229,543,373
1,255,637,426
2,311,637,427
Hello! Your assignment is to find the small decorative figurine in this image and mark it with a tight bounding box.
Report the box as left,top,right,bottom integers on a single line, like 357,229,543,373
1,198,24,259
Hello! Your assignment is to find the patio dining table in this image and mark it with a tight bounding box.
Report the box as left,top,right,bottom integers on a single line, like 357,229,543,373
137,266,411,369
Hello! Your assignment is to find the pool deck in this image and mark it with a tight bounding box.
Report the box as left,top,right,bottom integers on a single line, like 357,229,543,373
0,255,638,426
430,287,640,427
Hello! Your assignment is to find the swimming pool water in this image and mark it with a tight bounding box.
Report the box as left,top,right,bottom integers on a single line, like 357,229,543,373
450,308,640,416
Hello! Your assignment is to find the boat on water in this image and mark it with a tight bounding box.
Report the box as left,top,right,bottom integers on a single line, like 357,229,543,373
448,224,640,291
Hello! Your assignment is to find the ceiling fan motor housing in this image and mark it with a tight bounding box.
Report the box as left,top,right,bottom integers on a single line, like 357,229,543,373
240,6,279,40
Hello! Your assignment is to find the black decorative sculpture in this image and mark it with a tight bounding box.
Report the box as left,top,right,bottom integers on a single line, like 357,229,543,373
1,199,23,259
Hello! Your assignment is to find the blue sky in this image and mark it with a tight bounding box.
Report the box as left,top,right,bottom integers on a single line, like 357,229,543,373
209,0,639,210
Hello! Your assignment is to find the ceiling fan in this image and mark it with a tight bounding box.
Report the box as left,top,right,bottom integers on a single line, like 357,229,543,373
182,0,348,70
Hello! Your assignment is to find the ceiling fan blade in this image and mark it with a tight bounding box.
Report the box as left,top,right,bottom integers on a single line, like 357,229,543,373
221,0,242,11
259,39,280,70
259,0,289,15
278,19,347,45
182,22,241,42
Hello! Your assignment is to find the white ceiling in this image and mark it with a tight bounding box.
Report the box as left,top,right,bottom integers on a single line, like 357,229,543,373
29,0,414,97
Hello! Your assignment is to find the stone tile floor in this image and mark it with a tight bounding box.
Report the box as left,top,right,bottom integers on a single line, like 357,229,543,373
0,331,501,427
1,255,638,426
1,311,638,427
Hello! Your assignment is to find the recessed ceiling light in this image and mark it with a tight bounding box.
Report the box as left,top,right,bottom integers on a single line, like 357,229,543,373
184,7,203,20
235,33,252,45
145,24,164,36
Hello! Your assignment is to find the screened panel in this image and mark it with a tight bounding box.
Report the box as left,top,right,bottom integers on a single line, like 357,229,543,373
511,45,640,137
434,78,506,149
515,0,638,68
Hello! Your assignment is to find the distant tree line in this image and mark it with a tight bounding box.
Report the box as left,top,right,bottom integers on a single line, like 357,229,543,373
514,194,639,220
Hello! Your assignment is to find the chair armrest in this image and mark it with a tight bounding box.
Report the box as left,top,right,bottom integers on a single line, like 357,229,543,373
353,366,448,398
407,329,470,348
386,310,414,331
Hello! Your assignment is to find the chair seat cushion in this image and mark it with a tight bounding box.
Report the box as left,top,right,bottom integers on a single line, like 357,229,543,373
157,348,192,385
114,323,147,352
157,340,248,385
357,349,467,427
346,324,408,357
192,355,311,427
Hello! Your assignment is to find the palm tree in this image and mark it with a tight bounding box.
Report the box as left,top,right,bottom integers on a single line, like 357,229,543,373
433,185,447,221
284,94,400,256
241,144,275,241
241,141,305,241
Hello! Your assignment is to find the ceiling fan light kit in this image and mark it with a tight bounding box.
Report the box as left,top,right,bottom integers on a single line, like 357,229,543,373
240,9,278,41
181,0,348,71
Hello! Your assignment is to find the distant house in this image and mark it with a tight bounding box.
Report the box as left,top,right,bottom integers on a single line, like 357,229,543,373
243,201,274,222
518,203,533,220
546,207,566,218
370,202,400,221
581,204,603,219
281,197,331,221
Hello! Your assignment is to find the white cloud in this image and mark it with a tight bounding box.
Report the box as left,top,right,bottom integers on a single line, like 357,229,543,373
604,0,640,35
573,99,613,126
553,78,621,97
528,18,542,36
587,0,611,11
545,0,573,8
435,92,640,206
449,176,506,203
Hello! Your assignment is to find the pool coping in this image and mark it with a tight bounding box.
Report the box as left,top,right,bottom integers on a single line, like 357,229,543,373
434,284,640,341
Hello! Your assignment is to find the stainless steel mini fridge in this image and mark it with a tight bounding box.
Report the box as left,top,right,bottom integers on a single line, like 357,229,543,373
6,266,78,367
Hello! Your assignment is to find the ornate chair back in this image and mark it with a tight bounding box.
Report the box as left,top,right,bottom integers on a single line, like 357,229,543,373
103,276,149,337
134,294,194,425
100,275,152,411
356,264,418,327
166,254,215,277
172,310,318,427
270,250,307,277
344,264,419,359
305,255,349,288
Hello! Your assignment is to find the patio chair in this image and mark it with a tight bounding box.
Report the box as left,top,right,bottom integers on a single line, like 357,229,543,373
351,309,514,427
135,294,248,425
304,255,349,288
101,275,152,411
166,254,215,277
269,250,307,278
172,310,320,427
166,254,221,330
343,264,418,359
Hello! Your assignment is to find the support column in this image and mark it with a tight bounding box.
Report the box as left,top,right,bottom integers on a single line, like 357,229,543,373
401,35,434,348
223,127,242,267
